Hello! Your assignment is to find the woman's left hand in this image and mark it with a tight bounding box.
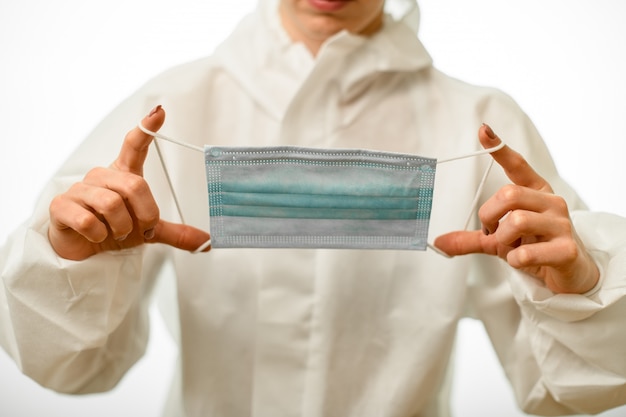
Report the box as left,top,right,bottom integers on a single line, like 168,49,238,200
434,124,599,294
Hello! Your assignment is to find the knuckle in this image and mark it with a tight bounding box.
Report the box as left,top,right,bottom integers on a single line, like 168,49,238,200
497,184,522,202
550,195,569,214
74,212,101,234
67,181,88,195
49,194,66,214
451,237,464,254
99,192,125,214
507,210,529,230
174,225,195,250
550,216,575,237
553,216,573,236
85,166,107,180
514,246,533,267
49,194,78,222
149,205,161,223
138,207,161,228
135,194,160,220
124,174,147,195
477,204,488,222
175,231,188,250
560,239,579,263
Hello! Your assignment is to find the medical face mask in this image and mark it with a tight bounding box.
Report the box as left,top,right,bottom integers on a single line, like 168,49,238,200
205,146,436,250
138,123,504,254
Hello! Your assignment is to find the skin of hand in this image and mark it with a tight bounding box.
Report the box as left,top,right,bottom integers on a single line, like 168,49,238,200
434,124,600,295
48,106,211,261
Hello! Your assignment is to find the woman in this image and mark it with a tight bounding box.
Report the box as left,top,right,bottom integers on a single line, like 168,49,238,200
1,0,625,416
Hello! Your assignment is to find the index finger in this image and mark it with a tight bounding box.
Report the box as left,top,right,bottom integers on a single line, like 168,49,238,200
113,105,165,175
479,124,552,192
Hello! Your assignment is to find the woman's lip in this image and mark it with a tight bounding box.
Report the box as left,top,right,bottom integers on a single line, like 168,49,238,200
307,0,351,13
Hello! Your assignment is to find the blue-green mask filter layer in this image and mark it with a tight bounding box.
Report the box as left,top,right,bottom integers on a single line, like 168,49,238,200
204,146,437,250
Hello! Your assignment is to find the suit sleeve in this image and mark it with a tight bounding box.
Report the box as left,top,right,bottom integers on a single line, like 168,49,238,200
468,91,626,415
0,86,169,394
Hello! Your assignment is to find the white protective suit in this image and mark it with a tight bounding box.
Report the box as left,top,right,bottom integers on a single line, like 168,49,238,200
2,1,626,416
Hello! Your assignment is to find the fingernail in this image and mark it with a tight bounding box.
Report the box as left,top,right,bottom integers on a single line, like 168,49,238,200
148,105,162,118
192,238,212,254
144,228,155,240
482,123,496,140
115,233,129,242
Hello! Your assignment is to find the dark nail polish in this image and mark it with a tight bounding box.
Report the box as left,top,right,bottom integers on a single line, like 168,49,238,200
482,123,496,140
144,228,155,240
148,105,162,118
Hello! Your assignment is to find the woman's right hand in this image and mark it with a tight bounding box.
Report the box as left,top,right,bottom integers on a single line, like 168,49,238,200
48,106,211,261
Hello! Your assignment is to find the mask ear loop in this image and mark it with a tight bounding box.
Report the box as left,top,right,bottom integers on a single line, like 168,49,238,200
138,121,504,255
138,122,211,253
426,142,505,257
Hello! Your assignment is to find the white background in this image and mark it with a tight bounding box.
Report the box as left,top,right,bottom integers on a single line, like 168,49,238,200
1,1,626,416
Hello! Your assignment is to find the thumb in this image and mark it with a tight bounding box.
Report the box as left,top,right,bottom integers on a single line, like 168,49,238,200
434,230,497,257
147,220,211,252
